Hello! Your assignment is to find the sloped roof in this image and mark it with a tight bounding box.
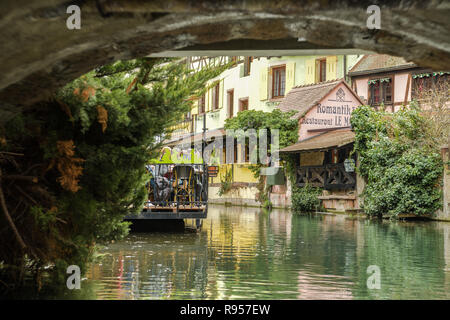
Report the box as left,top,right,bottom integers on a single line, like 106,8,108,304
277,79,362,120
277,79,344,119
348,54,416,76
279,128,355,153
165,128,225,146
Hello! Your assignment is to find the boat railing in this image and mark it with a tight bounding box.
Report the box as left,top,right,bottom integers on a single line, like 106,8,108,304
145,163,208,212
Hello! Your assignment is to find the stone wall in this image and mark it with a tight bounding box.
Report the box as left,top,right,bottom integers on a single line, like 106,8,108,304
435,145,450,221
209,184,261,207
270,179,292,209
1,0,450,112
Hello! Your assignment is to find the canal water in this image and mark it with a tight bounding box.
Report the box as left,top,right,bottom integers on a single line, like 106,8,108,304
80,205,450,300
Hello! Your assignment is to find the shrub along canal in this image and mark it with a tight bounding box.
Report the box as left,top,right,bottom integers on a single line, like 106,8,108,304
74,205,450,299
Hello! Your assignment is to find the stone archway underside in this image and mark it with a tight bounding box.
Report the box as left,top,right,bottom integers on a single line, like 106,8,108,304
1,0,449,112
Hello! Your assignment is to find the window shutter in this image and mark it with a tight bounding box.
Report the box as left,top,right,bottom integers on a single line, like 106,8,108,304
259,67,269,100
207,88,212,112
285,62,296,93
219,80,224,109
191,101,198,115
305,59,315,84
315,59,320,83
212,85,217,110
326,56,338,81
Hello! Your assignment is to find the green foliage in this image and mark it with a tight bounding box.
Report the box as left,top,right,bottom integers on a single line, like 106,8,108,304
30,206,57,232
224,109,298,150
291,185,322,213
262,199,272,210
218,166,233,196
224,109,298,205
281,153,297,186
351,104,443,217
0,57,226,292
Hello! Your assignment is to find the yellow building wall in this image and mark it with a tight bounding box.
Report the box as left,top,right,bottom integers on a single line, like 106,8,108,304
233,165,258,183
172,55,364,138
212,163,232,184
211,163,258,184
168,55,364,203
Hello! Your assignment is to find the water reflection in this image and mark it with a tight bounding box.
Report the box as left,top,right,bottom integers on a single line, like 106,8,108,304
84,205,450,300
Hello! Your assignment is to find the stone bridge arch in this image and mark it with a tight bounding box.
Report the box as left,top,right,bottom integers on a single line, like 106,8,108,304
0,0,449,112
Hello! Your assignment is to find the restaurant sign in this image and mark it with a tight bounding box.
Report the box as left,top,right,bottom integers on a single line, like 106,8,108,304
299,84,361,139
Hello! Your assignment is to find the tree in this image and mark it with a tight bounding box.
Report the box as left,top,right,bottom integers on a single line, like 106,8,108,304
0,57,227,294
351,103,443,218
224,109,298,206
413,78,450,149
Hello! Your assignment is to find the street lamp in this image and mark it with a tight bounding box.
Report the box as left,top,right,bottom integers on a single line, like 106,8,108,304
344,158,355,172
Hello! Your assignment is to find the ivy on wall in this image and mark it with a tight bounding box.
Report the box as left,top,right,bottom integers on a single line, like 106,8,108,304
351,104,443,218
224,109,298,207
218,166,233,196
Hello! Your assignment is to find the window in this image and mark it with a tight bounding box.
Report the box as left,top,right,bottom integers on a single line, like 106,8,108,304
199,94,205,114
368,77,393,106
323,146,354,165
412,72,449,99
231,56,238,67
317,58,326,82
271,66,286,98
370,81,381,105
192,115,196,133
222,145,227,164
244,57,253,76
412,76,432,98
384,80,392,102
245,143,250,163
212,83,220,110
239,97,249,112
234,140,250,163
331,149,339,164
227,89,234,118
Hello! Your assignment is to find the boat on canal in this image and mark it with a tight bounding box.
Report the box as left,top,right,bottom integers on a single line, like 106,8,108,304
124,146,218,230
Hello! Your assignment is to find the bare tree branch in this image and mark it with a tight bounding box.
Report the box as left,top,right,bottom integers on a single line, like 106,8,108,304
0,168,27,251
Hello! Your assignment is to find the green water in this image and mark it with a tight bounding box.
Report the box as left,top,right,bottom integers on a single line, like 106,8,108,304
80,205,450,299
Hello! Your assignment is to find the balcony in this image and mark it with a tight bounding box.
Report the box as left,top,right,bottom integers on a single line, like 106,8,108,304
171,118,194,139
296,163,356,190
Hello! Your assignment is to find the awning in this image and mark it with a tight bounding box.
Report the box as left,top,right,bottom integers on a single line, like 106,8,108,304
280,128,355,153
164,128,225,147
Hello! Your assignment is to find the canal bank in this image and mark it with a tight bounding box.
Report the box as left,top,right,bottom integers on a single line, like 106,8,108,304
78,204,450,300
209,142,450,222
190,55,450,223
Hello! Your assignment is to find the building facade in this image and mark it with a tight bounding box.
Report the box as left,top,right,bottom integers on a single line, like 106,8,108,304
277,80,364,211
348,54,449,219
166,53,449,216
166,55,362,206
349,54,450,111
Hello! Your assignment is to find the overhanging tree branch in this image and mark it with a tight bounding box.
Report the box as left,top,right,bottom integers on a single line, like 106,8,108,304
0,168,27,251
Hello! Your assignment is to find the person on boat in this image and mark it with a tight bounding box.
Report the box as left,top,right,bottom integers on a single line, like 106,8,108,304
146,164,157,202
155,175,172,206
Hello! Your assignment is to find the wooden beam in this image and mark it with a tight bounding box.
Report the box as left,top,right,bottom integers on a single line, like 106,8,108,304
404,73,412,106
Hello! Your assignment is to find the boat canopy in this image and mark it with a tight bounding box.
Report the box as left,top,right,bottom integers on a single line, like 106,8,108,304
149,146,204,164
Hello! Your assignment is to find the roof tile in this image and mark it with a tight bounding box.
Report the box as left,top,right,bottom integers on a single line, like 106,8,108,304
277,79,344,119
279,128,355,153
348,54,415,75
